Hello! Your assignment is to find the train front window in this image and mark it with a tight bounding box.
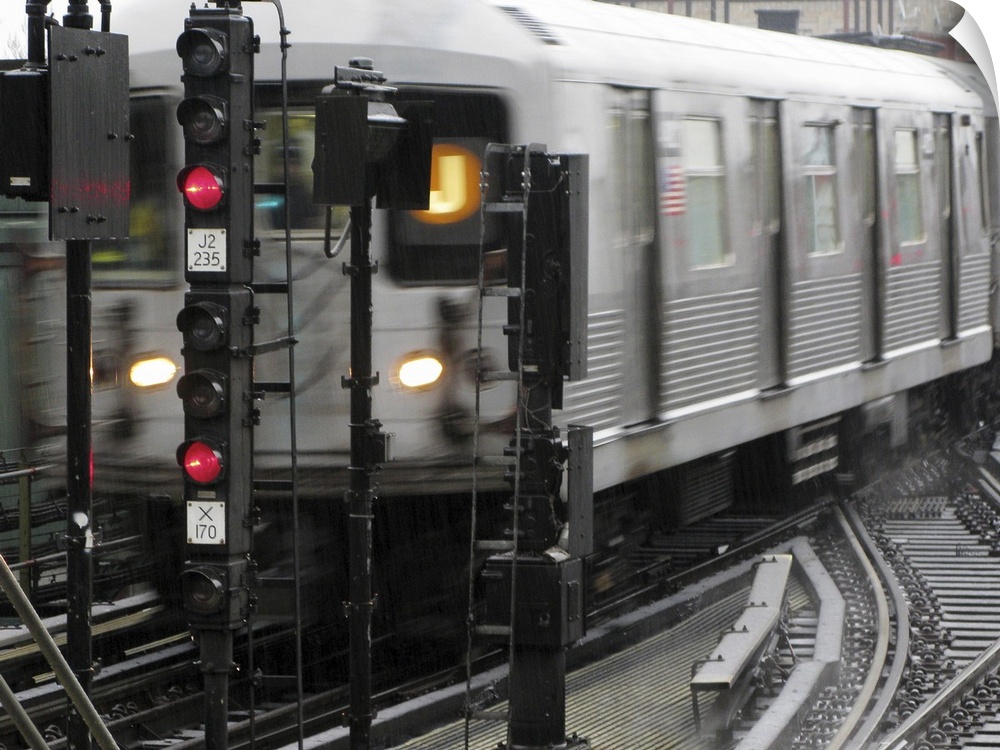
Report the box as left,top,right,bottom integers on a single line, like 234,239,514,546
254,110,347,236
93,95,178,287
388,91,508,284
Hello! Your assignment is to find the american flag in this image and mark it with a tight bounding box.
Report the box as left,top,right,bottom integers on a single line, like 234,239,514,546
659,164,686,216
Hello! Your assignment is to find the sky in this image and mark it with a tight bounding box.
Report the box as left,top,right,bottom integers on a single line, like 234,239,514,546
0,0,997,99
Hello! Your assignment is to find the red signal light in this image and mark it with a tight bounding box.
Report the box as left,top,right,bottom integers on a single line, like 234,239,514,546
179,439,224,484
178,165,224,211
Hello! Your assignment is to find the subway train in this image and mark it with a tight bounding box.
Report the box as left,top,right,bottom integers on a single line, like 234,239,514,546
2,0,998,635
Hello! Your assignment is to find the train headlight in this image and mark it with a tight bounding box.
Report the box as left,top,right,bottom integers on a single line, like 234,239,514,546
397,353,444,390
129,356,179,388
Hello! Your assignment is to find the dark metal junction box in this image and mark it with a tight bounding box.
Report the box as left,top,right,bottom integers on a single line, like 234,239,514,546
481,554,584,648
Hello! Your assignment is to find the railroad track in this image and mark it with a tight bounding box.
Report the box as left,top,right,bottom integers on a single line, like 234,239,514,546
21,437,1000,749
2,507,826,749
839,441,1000,749
374,508,879,749
375,447,1000,749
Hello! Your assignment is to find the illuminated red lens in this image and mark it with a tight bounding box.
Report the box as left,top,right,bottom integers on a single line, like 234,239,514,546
183,440,223,484
180,165,224,211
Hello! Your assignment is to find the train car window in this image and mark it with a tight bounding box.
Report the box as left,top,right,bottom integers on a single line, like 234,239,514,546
254,110,345,237
682,117,729,268
93,96,178,288
802,124,841,255
893,129,925,245
388,91,508,285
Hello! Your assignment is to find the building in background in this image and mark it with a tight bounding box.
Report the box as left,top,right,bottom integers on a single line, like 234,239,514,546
598,0,968,57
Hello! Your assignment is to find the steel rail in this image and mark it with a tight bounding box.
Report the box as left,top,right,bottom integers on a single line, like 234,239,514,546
829,501,908,750
873,636,1000,749
866,468,1000,749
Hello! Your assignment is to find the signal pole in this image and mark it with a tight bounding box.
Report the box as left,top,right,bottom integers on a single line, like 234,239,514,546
312,59,432,750
479,146,591,749
345,194,377,750
63,2,96,746
173,5,257,749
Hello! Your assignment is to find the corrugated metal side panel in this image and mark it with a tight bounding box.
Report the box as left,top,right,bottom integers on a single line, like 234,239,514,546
787,274,862,378
660,288,761,413
561,308,625,431
958,252,991,332
884,260,942,352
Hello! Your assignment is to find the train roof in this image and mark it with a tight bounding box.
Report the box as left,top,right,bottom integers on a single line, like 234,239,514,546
112,0,986,112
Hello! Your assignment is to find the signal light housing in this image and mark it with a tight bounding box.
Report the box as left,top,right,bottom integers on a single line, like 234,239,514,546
177,96,227,144
178,559,248,630
176,8,255,284
177,370,226,419
484,147,589,409
175,288,252,531
176,27,228,77
180,566,226,615
177,300,228,352
176,5,256,638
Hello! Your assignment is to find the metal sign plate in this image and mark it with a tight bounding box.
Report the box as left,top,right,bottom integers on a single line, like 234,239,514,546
186,228,228,272
187,500,226,545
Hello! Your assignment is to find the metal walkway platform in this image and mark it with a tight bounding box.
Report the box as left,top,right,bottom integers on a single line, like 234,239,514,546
392,589,744,749
285,544,820,750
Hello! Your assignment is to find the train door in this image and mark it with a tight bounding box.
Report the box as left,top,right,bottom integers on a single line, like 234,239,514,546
608,88,658,426
949,113,992,336
655,92,761,418
879,108,945,353
750,99,785,388
781,102,864,381
854,108,881,362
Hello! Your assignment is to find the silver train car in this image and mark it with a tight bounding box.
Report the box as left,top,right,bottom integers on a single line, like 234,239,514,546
9,0,999,526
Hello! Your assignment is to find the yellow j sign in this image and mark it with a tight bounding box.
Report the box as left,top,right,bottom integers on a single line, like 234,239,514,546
411,142,481,225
